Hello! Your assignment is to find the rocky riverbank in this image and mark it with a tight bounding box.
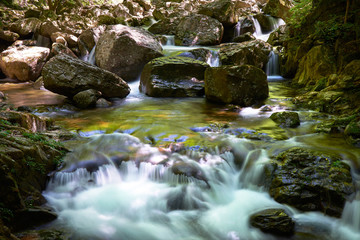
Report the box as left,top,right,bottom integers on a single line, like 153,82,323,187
0,0,359,238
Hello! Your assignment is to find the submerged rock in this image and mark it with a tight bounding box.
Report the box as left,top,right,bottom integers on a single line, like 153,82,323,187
205,65,268,106
175,14,224,46
270,111,300,128
42,54,130,99
140,56,209,97
95,24,163,81
0,46,50,81
265,147,355,217
250,208,295,236
72,89,101,109
220,40,272,69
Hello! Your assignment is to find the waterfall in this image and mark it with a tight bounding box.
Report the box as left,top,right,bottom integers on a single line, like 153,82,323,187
87,45,96,65
251,15,285,42
250,16,263,38
234,21,242,38
163,35,175,46
266,50,285,81
207,50,220,67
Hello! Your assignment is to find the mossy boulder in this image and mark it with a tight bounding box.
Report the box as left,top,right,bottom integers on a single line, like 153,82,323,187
175,14,224,46
270,111,300,128
197,0,238,26
205,65,268,106
250,209,295,236
140,56,209,97
148,18,180,35
72,89,101,109
344,118,360,147
265,147,355,217
42,54,130,99
293,45,336,87
177,48,212,62
0,110,68,228
9,18,42,37
220,40,272,69
263,0,293,21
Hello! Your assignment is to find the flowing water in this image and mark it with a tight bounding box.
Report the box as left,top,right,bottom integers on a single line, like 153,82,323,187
1,27,360,240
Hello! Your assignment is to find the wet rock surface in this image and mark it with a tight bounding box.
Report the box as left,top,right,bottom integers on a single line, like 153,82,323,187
205,65,268,106
250,208,295,236
140,56,209,97
42,54,130,99
270,111,300,128
265,147,355,217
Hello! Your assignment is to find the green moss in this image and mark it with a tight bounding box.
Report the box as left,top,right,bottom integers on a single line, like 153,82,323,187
25,156,46,174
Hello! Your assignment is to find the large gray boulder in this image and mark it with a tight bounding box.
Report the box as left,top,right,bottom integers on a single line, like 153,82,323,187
0,46,50,81
42,54,130,99
95,24,163,81
175,14,224,46
205,65,268,106
140,56,209,97
220,40,272,69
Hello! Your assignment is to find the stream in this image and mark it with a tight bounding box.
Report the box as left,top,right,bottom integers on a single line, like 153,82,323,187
1,16,360,240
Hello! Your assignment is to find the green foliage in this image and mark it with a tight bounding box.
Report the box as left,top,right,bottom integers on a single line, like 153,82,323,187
0,203,14,222
288,0,312,29
0,119,12,126
26,156,46,174
332,160,344,168
314,17,355,43
22,132,65,149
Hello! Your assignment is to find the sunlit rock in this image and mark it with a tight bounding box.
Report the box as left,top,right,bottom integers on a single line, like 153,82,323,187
42,54,130,99
140,56,209,97
77,26,106,56
197,0,238,26
9,18,42,37
220,39,272,69
148,18,180,35
39,21,62,38
50,43,77,58
263,0,294,21
205,65,268,106
0,29,19,43
95,24,163,81
175,14,224,46
0,45,50,82
265,147,355,217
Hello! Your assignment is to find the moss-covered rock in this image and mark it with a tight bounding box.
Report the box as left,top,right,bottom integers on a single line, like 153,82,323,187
42,53,130,99
220,40,272,69
197,0,238,26
140,56,209,97
250,209,295,236
72,89,101,109
9,18,42,37
0,109,68,230
263,0,294,21
344,118,360,147
270,111,300,128
293,45,336,87
265,147,355,217
205,65,268,106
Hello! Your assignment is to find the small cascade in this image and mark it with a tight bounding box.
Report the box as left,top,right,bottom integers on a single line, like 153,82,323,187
250,16,263,38
86,45,96,65
342,193,360,232
234,20,242,38
265,50,285,81
163,35,175,46
35,35,51,48
207,50,220,67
